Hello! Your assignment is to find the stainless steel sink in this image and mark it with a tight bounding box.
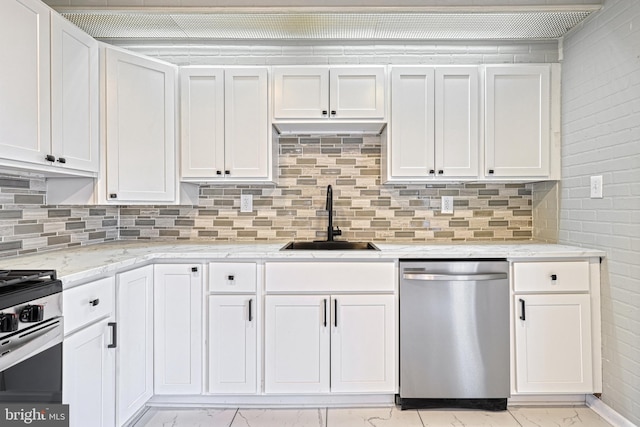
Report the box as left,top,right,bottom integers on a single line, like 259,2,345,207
281,241,379,251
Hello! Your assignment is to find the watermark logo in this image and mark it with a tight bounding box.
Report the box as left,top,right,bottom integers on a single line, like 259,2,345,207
1,405,68,426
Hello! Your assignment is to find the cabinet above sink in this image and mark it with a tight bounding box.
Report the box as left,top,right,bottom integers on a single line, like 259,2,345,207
271,65,387,135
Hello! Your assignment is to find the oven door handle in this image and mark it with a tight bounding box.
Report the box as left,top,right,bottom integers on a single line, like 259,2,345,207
0,318,63,372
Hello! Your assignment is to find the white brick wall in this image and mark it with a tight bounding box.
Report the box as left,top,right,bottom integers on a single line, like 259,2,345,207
561,0,640,424
111,40,559,66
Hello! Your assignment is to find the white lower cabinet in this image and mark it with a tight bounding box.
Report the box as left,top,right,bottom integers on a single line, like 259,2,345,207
265,295,330,394
154,264,203,395
330,295,396,393
514,294,593,393
208,295,257,393
207,262,258,394
63,277,116,427
512,260,597,395
63,320,116,427
264,294,395,394
116,266,154,426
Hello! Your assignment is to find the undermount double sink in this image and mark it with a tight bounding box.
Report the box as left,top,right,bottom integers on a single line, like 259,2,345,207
281,241,379,251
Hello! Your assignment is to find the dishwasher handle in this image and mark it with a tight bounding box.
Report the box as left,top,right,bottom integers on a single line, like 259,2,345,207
402,272,507,281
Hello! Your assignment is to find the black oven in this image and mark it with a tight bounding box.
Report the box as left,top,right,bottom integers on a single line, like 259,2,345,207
0,271,63,404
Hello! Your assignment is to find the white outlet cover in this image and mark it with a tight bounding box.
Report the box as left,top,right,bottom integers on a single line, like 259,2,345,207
240,194,253,212
590,175,603,199
441,196,454,214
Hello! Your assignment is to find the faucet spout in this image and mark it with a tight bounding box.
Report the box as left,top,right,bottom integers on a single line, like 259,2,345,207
325,185,341,242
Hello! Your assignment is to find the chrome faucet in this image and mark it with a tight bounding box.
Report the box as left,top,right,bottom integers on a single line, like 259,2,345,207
325,185,342,241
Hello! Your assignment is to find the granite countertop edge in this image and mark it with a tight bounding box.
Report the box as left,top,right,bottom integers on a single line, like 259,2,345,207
0,240,606,288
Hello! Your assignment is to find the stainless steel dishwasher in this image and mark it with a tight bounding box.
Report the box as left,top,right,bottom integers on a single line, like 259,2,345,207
398,260,509,411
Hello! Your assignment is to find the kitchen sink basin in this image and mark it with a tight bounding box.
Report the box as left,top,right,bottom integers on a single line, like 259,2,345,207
281,241,379,251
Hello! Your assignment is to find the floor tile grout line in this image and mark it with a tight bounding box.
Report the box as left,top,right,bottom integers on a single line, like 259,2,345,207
507,408,525,427
227,407,240,427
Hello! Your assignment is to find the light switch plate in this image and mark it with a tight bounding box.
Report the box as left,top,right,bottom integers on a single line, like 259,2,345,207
441,196,454,214
240,194,253,212
590,176,603,199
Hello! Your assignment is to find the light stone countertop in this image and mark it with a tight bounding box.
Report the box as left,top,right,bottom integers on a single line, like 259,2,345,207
0,240,605,288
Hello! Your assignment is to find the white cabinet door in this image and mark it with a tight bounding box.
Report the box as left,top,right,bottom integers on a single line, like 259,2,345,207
272,66,385,120
224,68,269,179
389,66,478,179
0,0,51,165
272,67,328,119
331,295,396,393
485,65,551,178
264,295,330,394
330,67,385,119
63,320,116,427
154,264,202,395
180,68,225,178
514,294,593,393
390,67,435,178
435,67,479,178
105,48,176,202
117,266,154,426
208,295,257,394
50,12,99,174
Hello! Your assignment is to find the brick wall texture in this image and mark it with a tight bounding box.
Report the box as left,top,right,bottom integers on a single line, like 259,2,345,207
561,0,640,423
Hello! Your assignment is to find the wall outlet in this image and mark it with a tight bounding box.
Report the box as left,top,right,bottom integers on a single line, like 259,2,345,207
590,175,603,199
240,194,253,212
441,196,454,214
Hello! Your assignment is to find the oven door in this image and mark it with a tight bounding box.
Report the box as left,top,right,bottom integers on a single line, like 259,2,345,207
0,318,63,403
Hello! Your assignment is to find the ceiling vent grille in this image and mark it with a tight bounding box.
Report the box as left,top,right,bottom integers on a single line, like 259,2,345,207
61,9,594,40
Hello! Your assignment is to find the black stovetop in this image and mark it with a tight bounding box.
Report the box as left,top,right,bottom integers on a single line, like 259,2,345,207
0,270,61,310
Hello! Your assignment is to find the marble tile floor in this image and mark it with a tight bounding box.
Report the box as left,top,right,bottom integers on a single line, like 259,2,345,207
134,405,614,427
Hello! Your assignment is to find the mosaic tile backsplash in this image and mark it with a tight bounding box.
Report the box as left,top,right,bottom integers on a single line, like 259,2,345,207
120,135,533,242
0,135,535,256
0,170,118,258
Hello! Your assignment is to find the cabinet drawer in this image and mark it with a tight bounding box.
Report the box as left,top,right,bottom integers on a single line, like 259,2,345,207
266,262,395,293
209,262,257,293
513,261,590,292
63,277,115,334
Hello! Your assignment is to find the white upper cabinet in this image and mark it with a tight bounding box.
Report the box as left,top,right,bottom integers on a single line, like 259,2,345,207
272,66,386,125
105,47,177,202
180,68,225,179
485,65,551,178
0,2,99,176
389,66,478,180
180,67,270,181
0,0,51,166
435,67,479,178
273,67,329,119
51,12,99,173
225,68,270,179
329,67,386,119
